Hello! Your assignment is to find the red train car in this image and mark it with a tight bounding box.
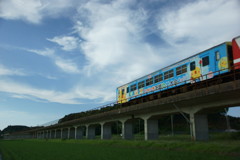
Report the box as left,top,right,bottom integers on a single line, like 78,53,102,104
232,36,240,69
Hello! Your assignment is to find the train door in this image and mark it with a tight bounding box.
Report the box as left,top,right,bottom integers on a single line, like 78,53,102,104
199,53,210,80
215,51,221,72
118,86,127,103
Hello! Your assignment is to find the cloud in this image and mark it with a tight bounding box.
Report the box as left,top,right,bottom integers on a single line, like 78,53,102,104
26,48,81,74
54,58,80,73
0,79,80,104
75,0,162,77
47,36,81,51
0,78,116,105
0,0,77,24
27,48,55,56
0,0,43,23
157,0,240,48
0,64,26,76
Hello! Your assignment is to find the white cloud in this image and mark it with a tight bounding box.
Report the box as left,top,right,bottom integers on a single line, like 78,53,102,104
0,0,44,23
0,0,77,24
0,64,26,76
47,36,80,51
0,79,80,104
26,48,81,74
27,48,54,56
158,0,240,49
54,58,80,74
0,78,114,105
75,0,162,77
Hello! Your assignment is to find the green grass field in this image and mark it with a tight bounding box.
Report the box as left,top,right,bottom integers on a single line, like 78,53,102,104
0,135,239,160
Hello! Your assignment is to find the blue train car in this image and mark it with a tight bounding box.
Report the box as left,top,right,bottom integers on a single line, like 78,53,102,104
117,42,232,103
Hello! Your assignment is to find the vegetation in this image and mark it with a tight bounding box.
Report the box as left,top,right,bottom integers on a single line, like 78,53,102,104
1,125,42,135
0,135,239,160
58,105,119,123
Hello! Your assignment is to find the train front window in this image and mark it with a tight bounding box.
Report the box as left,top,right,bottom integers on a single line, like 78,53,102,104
190,62,196,71
127,87,129,93
202,56,209,66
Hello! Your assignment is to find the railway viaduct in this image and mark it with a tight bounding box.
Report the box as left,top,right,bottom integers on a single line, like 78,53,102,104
5,73,240,141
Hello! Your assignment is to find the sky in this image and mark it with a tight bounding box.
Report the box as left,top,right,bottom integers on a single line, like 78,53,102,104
0,0,240,130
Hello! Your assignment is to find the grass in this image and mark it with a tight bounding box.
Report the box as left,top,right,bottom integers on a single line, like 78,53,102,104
0,134,239,160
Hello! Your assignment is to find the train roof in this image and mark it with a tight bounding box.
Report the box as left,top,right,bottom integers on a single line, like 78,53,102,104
117,41,231,89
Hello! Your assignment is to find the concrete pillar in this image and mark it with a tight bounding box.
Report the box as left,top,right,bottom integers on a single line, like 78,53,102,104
101,122,112,140
75,126,84,139
142,116,158,140
60,128,63,139
67,128,70,139
74,126,78,139
56,129,61,139
49,130,52,139
62,128,68,139
69,128,75,139
54,129,57,139
190,113,209,141
120,119,134,140
86,125,95,139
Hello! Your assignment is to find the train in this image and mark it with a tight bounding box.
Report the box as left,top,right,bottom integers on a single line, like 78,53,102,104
117,36,240,103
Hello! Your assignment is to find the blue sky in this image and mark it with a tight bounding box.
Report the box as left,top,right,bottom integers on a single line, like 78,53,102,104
0,0,240,130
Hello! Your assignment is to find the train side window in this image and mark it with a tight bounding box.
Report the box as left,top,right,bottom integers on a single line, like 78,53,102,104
164,72,168,80
130,84,137,91
164,70,174,79
138,81,145,89
169,70,174,78
190,62,196,71
127,87,129,93
176,64,187,75
182,64,187,73
176,66,181,75
202,56,209,66
146,77,153,86
154,74,163,83
215,51,220,61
